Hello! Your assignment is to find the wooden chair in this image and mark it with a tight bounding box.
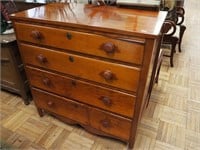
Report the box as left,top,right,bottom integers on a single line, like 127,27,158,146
162,7,186,67
161,1,186,67
162,20,179,67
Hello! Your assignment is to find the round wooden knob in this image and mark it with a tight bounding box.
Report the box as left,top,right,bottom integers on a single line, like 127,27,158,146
37,54,47,64
66,32,72,40
69,56,74,62
47,101,53,107
71,80,76,86
42,78,50,86
31,30,42,40
102,70,113,81
101,42,116,54
101,119,110,128
100,96,112,107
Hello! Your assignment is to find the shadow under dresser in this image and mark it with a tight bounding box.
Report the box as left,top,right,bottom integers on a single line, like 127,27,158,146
10,3,167,148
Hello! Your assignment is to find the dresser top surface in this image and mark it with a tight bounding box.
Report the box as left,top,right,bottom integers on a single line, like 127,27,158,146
10,3,167,38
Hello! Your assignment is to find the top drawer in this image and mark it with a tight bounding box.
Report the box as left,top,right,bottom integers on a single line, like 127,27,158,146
14,22,144,65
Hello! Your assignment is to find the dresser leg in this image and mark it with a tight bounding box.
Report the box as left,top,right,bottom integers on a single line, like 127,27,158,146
128,141,134,150
21,89,32,105
23,99,30,105
37,108,44,117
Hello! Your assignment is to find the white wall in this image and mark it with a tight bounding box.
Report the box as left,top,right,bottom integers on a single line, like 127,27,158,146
77,0,88,3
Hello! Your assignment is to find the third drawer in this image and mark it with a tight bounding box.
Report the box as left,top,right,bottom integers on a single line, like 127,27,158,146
26,66,136,118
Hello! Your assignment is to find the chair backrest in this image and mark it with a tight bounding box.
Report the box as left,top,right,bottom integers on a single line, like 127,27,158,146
175,6,185,25
162,20,176,36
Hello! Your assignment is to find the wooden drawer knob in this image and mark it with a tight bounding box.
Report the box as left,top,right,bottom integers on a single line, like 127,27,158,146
101,42,116,54
42,78,50,86
71,80,76,86
47,101,53,107
31,30,42,40
99,96,112,107
37,54,47,64
101,119,111,128
66,32,72,40
69,56,74,62
101,70,116,81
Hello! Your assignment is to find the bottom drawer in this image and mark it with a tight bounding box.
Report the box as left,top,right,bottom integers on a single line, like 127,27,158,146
32,88,132,141
32,88,89,125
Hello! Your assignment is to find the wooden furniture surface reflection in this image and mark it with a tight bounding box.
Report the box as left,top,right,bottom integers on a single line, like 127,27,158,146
11,3,167,148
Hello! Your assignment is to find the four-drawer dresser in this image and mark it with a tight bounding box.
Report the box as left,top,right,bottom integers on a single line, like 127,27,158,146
11,3,167,148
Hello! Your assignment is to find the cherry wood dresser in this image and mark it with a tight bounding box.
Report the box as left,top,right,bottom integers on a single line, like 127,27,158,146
11,3,166,148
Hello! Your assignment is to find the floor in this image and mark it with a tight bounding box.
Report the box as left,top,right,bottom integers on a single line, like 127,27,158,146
1,0,200,149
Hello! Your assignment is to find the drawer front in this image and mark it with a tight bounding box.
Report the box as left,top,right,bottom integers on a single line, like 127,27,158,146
26,66,135,118
89,108,132,140
20,44,140,92
15,22,144,64
32,88,89,125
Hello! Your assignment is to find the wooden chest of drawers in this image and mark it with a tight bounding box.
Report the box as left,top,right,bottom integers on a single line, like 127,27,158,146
11,3,166,148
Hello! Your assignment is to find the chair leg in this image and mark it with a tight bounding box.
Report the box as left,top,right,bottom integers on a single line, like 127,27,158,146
178,25,186,52
170,37,179,67
155,49,164,83
170,47,174,67
155,60,162,83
